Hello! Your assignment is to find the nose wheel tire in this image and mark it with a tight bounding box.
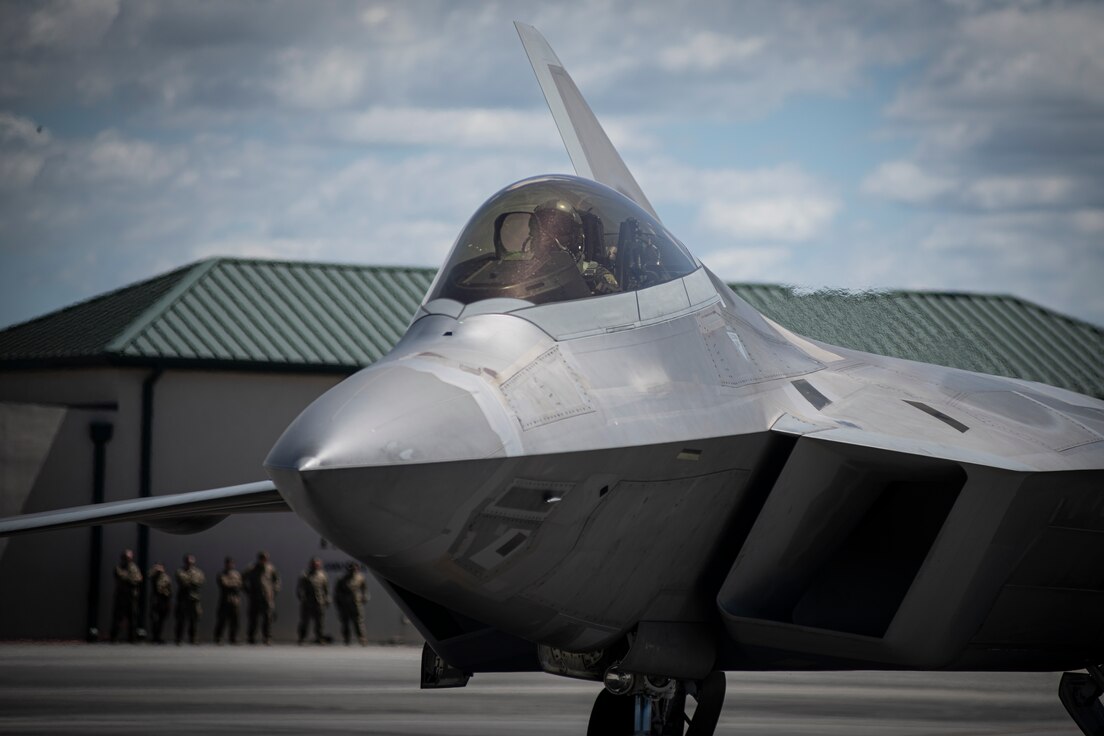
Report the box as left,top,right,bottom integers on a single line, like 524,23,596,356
686,671,725,736
587,689,637,735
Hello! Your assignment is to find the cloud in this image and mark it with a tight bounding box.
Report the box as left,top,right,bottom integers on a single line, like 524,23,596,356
1073,209,1104,234
910,210,1104,321
273,48,368,110
23,0,120,51
865,162,1094,213
641,161,839,242
700,197,837,242
860,1,1104,316
659,32,767,72
359,6,389,28
332,107,561,149
886,3,1104,169
85,130,184,183
963,175,1078,210
4,2,934,119
0,151,47,190
866,164,1094,214
921,213,1042,254
0,111,51,146
0,0,1102,331
0,110,569,325
0,112,52,190
330,106,655,152
863,160,955,205
698,246,790,281
872,3,1104,235
951,5,1103,108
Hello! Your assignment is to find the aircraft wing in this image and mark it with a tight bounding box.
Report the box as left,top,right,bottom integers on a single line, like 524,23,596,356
0,480,286,537
514,21,660,220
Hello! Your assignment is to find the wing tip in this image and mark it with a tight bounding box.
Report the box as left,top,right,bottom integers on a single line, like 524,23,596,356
0,480,284,539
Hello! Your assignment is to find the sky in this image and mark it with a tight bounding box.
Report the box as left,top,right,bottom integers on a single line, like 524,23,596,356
1,0,1102,329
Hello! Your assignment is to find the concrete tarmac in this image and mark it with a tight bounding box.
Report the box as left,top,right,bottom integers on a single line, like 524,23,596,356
0,643,1081,735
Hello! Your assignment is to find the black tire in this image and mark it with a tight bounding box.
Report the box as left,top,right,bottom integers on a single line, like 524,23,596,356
1058,672,1104,736
587,689,635,736
686,671,726,736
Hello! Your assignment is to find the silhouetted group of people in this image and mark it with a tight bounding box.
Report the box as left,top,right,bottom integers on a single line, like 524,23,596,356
110,550,369,646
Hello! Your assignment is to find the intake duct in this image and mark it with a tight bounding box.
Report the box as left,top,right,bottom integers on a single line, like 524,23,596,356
718,438,965,641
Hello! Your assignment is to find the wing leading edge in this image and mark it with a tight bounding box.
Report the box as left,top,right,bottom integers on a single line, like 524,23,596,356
514,21,659,220
0,480,286,537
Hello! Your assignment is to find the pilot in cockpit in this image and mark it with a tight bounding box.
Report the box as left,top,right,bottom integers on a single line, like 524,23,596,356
528,199,620,296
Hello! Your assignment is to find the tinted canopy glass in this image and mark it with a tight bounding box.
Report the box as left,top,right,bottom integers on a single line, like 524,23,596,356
428,176,697,306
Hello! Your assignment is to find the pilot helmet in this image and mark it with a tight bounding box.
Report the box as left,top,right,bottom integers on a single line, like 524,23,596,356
530,198,583,256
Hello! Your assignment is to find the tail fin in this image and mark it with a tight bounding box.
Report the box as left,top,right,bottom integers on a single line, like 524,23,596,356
514,22,659,221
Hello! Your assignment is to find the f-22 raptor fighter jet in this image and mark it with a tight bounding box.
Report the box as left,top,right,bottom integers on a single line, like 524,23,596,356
3,22,1104,736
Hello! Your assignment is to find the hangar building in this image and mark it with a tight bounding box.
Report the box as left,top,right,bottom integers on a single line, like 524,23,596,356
0,257,1101,642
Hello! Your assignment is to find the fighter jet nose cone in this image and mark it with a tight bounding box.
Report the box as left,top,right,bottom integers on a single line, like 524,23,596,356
263,362,516,558
265,363,512,473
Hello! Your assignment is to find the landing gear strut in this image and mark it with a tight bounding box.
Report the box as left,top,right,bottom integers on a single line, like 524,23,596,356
1060,664,1104,736
587,664,726,736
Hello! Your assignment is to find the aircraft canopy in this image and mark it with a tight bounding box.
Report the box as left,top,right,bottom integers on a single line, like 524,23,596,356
429,176,697,307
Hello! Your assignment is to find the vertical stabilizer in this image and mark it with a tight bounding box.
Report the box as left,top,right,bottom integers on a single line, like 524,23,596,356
514,22,659,221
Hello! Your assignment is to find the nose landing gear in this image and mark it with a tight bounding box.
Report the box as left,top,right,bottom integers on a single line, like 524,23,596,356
587,665,726,736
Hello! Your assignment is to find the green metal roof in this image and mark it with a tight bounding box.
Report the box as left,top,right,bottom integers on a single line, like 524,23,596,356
0,258,437,372
0,258,1101,399
0,265,194,362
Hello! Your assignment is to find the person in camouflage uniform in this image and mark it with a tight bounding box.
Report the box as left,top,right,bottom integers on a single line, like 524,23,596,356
147,563,172,644
296,557,329,645
109,549,143,643
174,554,205,645
213,556,243,644
243,550,280,645
335,561,370,646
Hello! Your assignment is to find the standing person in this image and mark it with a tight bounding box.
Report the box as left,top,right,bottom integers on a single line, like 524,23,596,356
335,561,370,646
213,556,243,644
174,554,205,645
147,563,172,644
109,549,142,643
243,551,280,645
296,557,329,645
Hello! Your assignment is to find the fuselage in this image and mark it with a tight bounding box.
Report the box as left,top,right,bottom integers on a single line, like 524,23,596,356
265,248,1104,673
